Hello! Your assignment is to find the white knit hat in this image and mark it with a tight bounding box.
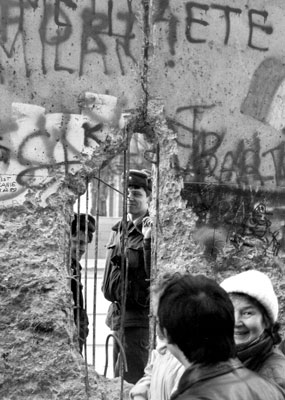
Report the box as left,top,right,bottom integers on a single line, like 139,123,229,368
220,270,278,323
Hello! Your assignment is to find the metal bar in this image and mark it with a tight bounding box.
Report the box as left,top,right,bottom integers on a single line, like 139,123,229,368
84,179,90,396
76,196,81,343
92,171,101,367
67,209,74,335
92,175,124,196
119,122,131,399
149,143,160,352
104,333,128,378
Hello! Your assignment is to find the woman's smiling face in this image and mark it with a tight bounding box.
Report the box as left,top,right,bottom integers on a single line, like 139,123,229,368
230,293,266,346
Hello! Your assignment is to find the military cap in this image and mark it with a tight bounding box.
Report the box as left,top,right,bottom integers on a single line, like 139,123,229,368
128,169,152,192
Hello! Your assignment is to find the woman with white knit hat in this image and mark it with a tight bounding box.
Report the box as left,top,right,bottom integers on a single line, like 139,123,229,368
221,270,285,390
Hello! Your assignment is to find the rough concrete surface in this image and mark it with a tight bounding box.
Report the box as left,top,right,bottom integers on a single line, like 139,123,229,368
1,0,285,398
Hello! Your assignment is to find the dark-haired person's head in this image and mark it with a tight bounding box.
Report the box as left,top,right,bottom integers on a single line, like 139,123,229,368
151,271,183,340
157,274,236,366
71,213,95,260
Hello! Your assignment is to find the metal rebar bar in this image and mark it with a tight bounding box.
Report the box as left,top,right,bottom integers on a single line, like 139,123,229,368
76,196,81,345
119,121,131,399
92,172,101,367
84,178,90,396
103,333,128,378
149,142,160,352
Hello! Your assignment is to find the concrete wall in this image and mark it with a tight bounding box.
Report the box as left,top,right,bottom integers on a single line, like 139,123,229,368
150,0,285,193
148,0,285,327
1,0,285,398
0,1,144,398
0,0,144,116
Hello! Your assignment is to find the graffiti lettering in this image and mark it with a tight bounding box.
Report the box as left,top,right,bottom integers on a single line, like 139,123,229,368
173,104,223,182
116,0,137,74
263,141,285,187
220,134,266,186
152,0,178,60
186,182,282,256
242,202,272,239
0,99,125,204
0,180,17,193
80,2,136,76
82,122,104,146
39,0,75,74
183,2,272,51
0,0,137,80
55,0,77,27
248,10,273,52
0,1,274,83
80,10,109,75
0,0,32,78
269,230,281,256
185,2,209,44
173,105,285,189
152,3,274,69
211,5,242,45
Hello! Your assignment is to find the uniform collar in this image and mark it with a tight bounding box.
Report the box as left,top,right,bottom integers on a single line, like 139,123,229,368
112,211,149,232
130,212,146,228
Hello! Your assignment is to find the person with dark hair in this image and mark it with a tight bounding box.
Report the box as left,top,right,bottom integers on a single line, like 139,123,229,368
102,169,152,384
70,213,95,354
157,273,285,400
130,272,184,400
221,270,285,389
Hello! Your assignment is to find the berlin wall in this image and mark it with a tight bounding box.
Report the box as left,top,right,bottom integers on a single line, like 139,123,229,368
1,0,285,398
148,0,285,329
0,1,144,399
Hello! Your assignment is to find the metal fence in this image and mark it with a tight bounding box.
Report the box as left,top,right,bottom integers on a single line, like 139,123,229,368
69,129,159,398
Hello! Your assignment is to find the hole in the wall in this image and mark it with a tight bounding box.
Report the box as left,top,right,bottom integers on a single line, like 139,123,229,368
70,128,156,376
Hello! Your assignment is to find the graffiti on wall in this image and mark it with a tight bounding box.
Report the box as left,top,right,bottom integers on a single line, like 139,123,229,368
0,0,137,81
185,180,284,257
0,94,125,207
172,94,285,255
151,1,285,259
171,101,285,188
241,58,285,125
153,1,273,68
2,0,274,80
152,2,284,190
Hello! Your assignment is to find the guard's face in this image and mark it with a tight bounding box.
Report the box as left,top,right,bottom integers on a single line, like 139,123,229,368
230,294,266,346
127,187,149,218
71,231,87,260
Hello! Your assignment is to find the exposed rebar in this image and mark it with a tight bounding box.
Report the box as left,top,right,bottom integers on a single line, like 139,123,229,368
92,171,101,367
84,178,90,396
104,333,128,378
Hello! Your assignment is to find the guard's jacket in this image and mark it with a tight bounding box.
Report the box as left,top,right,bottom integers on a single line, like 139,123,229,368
102,215,151,328
71,258,89,352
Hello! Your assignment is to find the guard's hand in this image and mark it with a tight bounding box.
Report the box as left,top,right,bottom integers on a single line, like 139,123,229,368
142,216,152,239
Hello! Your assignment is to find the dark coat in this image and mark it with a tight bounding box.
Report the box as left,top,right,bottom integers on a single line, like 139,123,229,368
102,216,151,328
255,348,285,390
236,333,285,390
171,358,285,400
71,259,89,352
